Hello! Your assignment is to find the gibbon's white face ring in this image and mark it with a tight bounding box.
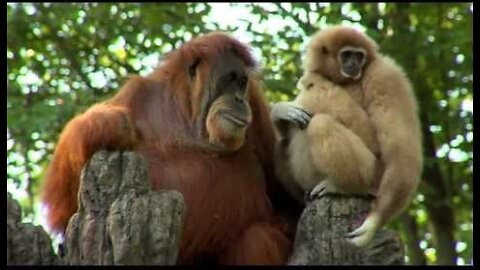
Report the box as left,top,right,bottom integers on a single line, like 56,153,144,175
338,46,367,80
340,69,363,80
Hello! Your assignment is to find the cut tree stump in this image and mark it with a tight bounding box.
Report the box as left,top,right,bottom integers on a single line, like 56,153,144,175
7,192,59,265
289,194,405,265
64,151,186,265
7,150,405,265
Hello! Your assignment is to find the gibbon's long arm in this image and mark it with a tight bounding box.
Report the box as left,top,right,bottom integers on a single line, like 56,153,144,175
346,57,423,247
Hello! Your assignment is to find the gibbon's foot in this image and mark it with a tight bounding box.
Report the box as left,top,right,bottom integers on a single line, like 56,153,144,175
307,180,342,201
351,211,370,229
345,214,379,247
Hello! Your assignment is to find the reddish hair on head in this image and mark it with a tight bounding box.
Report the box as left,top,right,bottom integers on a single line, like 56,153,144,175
164,31,257,72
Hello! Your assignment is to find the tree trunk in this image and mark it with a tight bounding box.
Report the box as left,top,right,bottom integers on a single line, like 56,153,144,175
64,151,186,265
399,213,427,265
7,192,59,265
289,194,405,265
421,110,457,265
7,151,406,265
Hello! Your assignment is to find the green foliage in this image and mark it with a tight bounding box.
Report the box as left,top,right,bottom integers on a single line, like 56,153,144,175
7,3,472,265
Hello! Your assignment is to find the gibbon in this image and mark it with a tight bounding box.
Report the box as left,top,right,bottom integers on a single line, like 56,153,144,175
271,25,423,247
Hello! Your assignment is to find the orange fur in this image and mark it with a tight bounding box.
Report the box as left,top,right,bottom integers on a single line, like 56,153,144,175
41,32,299,265
42,104,138,231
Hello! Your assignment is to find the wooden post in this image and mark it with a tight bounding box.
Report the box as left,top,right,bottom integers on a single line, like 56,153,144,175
289,194,405,265
7,151,406,265
64,151,185,265
7,192,59,265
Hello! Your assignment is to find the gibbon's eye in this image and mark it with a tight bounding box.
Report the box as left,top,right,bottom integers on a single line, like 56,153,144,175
322,46,329,54
343,51,352,58
355,52,365,61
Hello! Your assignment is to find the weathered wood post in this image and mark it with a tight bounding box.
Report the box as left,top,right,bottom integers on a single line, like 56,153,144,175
7,192,59,265
289,194,405,265
63,151,185,265
7,151,405,265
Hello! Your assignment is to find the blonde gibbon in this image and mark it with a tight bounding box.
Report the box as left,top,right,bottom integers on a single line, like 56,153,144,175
271,25,423,247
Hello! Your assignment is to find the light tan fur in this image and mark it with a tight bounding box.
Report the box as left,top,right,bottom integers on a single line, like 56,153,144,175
284,73,378,195
272,25,423,247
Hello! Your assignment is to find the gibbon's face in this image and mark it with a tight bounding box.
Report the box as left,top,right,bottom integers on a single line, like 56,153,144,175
337,46,367,80
305,26,378,85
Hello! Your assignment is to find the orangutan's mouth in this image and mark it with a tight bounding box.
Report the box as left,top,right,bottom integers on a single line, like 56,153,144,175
223,113,249,127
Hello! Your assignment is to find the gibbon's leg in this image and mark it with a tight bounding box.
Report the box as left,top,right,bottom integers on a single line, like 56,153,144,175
219,222,291,265
306,113,377,197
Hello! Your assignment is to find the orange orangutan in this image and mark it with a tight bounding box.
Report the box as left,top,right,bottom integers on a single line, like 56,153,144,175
41,32,301,265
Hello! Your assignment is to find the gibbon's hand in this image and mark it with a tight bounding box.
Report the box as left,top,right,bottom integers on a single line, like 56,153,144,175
271,101,312,130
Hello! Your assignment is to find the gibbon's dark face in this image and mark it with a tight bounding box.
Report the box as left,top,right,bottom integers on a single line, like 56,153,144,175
338,46,367,80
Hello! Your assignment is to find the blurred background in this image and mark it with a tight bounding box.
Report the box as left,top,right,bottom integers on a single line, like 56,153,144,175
6,3,473,265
